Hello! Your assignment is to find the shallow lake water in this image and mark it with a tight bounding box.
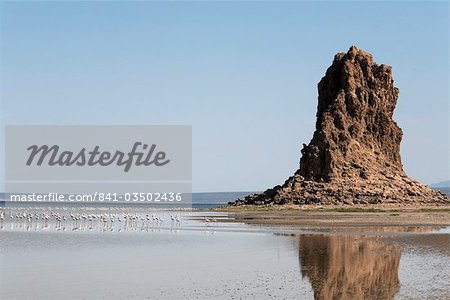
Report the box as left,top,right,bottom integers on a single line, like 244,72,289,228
0,206,449,299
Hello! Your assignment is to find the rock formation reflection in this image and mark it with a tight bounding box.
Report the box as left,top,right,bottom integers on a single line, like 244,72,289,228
298,234,402,300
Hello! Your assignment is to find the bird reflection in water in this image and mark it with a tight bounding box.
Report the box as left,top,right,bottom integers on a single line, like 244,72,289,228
298,234,402,300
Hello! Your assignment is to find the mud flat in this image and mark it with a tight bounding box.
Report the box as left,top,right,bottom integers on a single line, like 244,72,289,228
216,204,450,228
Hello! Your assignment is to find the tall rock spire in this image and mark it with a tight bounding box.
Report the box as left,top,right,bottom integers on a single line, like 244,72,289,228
299,46,403,181
231,46,448,206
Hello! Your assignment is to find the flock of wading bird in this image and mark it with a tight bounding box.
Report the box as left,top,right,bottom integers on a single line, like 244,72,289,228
0,207,219,232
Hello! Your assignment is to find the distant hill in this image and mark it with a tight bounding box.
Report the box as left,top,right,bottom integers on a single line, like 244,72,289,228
429,180,450,196
430,180,450,188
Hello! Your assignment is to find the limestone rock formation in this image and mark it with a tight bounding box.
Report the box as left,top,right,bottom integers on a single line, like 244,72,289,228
232,46,449,205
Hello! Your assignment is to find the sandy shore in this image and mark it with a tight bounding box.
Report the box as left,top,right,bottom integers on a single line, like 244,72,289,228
214,204,450,228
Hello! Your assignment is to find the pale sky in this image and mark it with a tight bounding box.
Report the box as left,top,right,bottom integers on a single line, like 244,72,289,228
1,1,448,192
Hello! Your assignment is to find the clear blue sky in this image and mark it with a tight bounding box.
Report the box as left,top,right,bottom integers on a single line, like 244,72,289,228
1,1,448,192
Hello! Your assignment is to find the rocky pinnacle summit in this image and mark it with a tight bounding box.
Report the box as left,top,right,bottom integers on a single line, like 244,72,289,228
232,46,449,206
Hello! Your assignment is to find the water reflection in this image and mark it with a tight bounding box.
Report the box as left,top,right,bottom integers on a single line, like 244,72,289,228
298,234,402,300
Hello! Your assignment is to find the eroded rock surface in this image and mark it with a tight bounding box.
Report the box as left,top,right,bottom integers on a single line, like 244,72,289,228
232,46,448,206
